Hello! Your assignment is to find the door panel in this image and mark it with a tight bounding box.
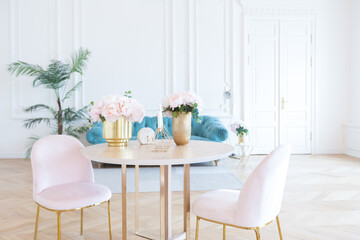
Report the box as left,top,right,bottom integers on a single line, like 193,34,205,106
246,19,312,154
280,21,312,153
248,21,279,154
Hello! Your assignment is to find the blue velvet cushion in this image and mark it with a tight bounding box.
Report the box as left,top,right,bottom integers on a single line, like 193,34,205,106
86,115,228,144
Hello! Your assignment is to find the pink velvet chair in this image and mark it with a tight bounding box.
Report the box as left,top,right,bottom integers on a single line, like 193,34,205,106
192,144,291,240
31,135,112,240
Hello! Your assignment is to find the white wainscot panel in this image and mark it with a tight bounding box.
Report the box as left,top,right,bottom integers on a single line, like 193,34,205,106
284,127,307,149
254,111,275,122
344,125,360,158
285,111,306,122
251,22,277,36
11,0,55,119
82,0,165,111
253,42,276,106
196,0,226,115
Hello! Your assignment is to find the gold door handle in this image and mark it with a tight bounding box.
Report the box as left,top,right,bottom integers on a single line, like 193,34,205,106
281,97,285,110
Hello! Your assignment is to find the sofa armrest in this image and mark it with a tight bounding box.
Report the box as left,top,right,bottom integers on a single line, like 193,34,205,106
86,124,106,144
202,118,228,142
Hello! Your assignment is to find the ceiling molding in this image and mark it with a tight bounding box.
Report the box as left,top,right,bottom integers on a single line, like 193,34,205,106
240,0,318,15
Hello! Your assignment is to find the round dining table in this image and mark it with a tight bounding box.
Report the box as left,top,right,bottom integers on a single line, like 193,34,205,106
81,140,234,240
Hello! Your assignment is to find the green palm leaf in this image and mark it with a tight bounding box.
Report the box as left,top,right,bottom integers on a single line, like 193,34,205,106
33,61,70,90
62,106,89,123
8,61,44,77
63,81,82,102
69,48,91,74
23,118,51,129
24,104,57,117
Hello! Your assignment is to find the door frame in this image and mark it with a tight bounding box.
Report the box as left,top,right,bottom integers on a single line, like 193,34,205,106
242,12,317,154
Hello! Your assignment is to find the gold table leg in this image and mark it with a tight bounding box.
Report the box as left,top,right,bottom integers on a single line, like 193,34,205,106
184,164,190,240
135,165,140,234
223,225,226,240
108,200,112,240
122,164,127,240
160,165,169,240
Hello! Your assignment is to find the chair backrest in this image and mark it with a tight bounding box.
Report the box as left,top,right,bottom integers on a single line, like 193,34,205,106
235,144,291,227
31,135,94,197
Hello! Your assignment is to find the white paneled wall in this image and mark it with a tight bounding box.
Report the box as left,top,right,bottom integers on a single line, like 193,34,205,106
345,0,360,158
0,0,355,157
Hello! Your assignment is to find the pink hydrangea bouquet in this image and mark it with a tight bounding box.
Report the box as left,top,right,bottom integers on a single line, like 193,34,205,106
89,93,145,123
162,91,203,121
231,121,248,136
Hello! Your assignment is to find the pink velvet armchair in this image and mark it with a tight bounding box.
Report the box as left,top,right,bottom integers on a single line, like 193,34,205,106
192,144,291,240
31,135,112,240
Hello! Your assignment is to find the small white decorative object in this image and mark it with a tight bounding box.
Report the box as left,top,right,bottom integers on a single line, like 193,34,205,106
152,126,173,152
157,104,163,129
137,127,155,145
152,105,173,152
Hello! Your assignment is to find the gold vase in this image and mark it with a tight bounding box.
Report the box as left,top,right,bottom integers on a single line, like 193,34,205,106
238,135,244,144
103,117,132,147
172,112,191,145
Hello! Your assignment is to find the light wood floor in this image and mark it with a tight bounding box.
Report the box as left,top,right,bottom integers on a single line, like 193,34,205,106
0,154,360,240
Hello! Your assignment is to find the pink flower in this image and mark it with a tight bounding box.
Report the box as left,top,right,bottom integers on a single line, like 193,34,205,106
162,95,170,108
94,100,104,109
169,94,184,109
89,107,101,122
182,92,196,104
101,102,120,122
119,98,134,118
90,94,145,123
129,101,145,122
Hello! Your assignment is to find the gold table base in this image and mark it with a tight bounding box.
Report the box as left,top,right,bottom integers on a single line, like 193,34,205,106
121,164,191,240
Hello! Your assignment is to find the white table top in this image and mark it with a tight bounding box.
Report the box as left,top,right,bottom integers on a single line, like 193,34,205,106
81,140,235,166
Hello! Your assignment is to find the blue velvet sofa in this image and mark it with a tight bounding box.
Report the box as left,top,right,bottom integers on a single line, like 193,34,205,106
86,115,228,144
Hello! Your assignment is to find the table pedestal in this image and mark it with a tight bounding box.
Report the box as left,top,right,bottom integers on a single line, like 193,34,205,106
124,164,191,240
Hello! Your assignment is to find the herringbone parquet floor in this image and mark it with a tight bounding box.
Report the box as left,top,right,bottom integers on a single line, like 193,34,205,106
0,154,359,240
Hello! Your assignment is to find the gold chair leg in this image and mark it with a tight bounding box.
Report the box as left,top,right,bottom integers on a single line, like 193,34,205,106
195,216,200,240
34,205,40,240
108,200,112,240
254,227,260,240
223,224,226,240
80,208,84,235
276,216,283,240
56,211,62,240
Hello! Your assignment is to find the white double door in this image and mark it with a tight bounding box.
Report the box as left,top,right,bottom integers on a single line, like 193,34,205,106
245,19,313,154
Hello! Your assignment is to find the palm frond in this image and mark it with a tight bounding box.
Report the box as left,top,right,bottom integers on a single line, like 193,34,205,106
8,61,45,77
62,81,82,102
24,104,57,116
33,60,70,90
73,124,91,134
25,135,41,159
62,106,89,123
69,48,91,74
63,126,79,138
23,118,51,129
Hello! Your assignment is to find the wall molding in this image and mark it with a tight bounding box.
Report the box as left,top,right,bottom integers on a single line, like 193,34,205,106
240,0,318,15
344,124,360,158
10,0,82,120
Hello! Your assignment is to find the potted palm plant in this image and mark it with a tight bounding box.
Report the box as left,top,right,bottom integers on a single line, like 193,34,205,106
8,48,92,158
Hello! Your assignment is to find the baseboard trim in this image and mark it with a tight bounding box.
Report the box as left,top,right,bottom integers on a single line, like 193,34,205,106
0,153,25,159
344,124,360,158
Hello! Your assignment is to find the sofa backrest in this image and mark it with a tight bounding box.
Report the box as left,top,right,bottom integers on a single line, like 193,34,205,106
87,115,228,143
